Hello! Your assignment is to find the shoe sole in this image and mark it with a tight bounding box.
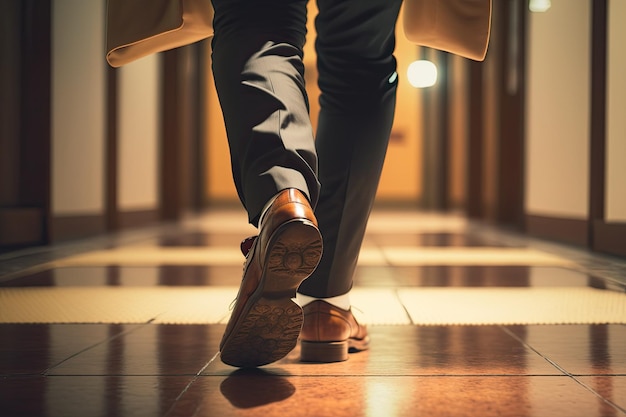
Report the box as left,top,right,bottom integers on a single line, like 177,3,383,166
300,337,370,363
300,340,349,363
220,219,322,367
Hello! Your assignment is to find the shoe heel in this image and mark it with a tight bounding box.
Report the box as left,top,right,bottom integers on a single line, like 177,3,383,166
300,340,349,363
266,220,323,285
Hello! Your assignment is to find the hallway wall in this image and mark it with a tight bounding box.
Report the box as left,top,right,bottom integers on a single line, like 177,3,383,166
49,0,163,239
525,0,590,220
51,0,106,217
117,56,161,213
606,0,626,223
522,0,625,255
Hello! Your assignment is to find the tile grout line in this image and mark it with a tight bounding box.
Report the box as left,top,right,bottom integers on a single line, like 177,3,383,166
393,288,415,325
163,351,220,417
500,326,626,415
41,323,153,376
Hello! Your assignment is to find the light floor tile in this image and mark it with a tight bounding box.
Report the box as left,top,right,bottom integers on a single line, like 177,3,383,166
398,287,626,325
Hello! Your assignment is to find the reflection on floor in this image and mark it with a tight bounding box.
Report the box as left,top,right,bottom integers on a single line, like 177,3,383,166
1,208,625,417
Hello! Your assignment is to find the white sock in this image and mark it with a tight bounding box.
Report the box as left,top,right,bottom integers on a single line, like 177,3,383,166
296,292,352,311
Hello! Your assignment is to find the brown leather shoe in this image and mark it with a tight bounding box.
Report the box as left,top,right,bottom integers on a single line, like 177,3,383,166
300,300,370,363
220,189,323,367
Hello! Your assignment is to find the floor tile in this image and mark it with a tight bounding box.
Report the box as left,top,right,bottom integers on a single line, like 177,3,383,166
2,208,626,417
364,211,469,233
53,247,245,267
203,326,561,377
169,374,620,417
0,286,236,324
381,247,574,267
10,265,618,290
0,375,192,417
353,265,621,289
0,324,132,375
0,265,246,288
46,324,221,376
371,232,514,247
397,287,626,325
137,230,267,248
577,376,626,413
505,325,626,375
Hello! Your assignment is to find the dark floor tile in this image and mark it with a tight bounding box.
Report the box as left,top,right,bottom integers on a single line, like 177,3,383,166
1,267,150,287
505,325,626,375
0,324,132,375
157,265,241,286
353,265,617,289
170,374,618,417
203,326,561,376
150,232,251,247
577,376,626,414
371,232,514,247
46,324,221,376
0,375,192,417
8,263,617,292
1,265,243,287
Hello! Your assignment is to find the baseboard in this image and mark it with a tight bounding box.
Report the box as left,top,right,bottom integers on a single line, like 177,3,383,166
51,209,159,243
593,220,626,257
0,208,45,246
117,209,159,230
50,213,106,242
525,214,589,247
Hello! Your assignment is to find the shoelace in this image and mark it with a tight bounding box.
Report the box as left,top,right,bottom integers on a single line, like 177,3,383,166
240,236,257,257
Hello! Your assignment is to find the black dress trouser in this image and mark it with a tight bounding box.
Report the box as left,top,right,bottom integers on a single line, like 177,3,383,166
211,0,403,297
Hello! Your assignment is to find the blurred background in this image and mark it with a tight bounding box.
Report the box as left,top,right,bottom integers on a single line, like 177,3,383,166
0,0,624,258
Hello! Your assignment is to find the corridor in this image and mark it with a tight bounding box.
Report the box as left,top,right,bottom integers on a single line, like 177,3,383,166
1,208,625,417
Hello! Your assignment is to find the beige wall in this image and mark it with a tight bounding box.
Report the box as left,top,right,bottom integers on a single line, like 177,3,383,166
205,48,237,202
52,0,162,217
605,0,626,222
525,0,591,218
52,0,106,215
448,55,468,208
117,56,161,211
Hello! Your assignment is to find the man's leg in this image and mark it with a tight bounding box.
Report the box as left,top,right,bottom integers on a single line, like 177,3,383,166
211,0,318,225
211,0,322,367
298,0,403,362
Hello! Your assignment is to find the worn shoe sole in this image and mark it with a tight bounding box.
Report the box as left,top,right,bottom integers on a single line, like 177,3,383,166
220,219,322,367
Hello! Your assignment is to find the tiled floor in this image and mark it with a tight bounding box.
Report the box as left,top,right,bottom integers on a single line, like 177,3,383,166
1,208,626,417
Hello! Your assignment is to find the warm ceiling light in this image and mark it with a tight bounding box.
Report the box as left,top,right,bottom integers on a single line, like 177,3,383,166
407,60,437,88
529,0,551,12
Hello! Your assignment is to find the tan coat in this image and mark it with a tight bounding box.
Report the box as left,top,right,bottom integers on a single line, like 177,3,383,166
106,0,491,68
403,0,492,61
